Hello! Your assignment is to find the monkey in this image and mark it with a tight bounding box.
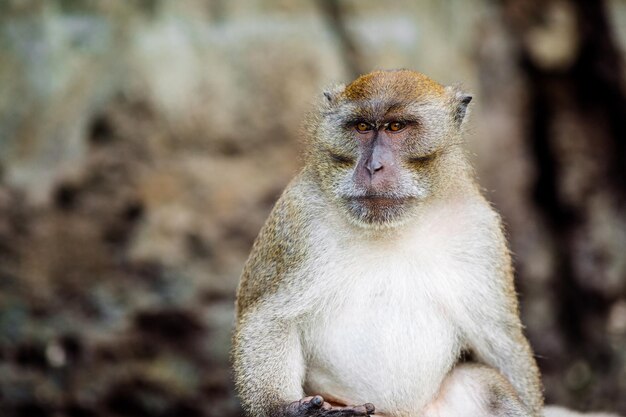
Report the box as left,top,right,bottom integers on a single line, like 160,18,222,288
232,69,544,417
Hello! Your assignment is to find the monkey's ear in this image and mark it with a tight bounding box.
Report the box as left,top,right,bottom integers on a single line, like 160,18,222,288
454,91,472,126
322,84,346,105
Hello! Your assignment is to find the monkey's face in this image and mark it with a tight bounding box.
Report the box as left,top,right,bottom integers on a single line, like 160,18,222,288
308,70,471,228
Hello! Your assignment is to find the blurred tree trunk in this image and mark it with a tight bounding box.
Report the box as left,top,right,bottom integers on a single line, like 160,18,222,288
316,0,366,79
480,0,626,411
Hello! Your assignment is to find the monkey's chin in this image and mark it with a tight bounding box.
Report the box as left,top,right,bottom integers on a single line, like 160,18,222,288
343,196,415,229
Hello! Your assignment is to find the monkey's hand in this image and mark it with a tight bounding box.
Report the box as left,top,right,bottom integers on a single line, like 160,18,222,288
282,396,375,417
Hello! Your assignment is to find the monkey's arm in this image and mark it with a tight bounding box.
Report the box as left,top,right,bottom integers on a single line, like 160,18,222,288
233,310,374,417
453,211,543,416
233,306,307,416
468,315,543,415
233,180,310,416
462,269,544,416
233,178,374,417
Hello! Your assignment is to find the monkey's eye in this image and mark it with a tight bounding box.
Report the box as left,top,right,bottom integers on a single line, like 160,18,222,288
387,121,406,132
355,122,372,133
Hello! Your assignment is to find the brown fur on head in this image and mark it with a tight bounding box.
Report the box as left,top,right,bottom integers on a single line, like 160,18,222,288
342,69,445,101
305,69,473,228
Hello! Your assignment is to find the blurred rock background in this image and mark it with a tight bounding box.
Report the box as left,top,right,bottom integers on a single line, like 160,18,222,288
0,0,624,416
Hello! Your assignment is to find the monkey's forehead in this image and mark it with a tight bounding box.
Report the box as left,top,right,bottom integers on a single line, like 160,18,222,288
343,70,445,102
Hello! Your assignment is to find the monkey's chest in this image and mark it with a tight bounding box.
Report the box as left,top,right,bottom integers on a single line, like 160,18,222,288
302,276,460,416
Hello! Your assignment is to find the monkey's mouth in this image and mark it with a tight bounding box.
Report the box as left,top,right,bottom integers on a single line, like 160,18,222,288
344,195,414,224
351,195,410,208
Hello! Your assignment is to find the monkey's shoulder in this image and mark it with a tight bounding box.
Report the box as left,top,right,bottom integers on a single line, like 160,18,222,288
236,174,318,317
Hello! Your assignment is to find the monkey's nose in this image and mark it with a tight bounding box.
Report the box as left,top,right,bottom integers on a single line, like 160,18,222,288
365,159,383,176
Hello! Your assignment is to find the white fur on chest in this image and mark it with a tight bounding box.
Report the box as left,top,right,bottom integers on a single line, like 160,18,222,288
298,211,487,417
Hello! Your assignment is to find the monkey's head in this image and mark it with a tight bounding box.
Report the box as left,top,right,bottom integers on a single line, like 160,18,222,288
306,69,473,228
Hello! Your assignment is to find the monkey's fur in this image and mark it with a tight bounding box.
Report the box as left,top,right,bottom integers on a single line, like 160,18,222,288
233,70,544,417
